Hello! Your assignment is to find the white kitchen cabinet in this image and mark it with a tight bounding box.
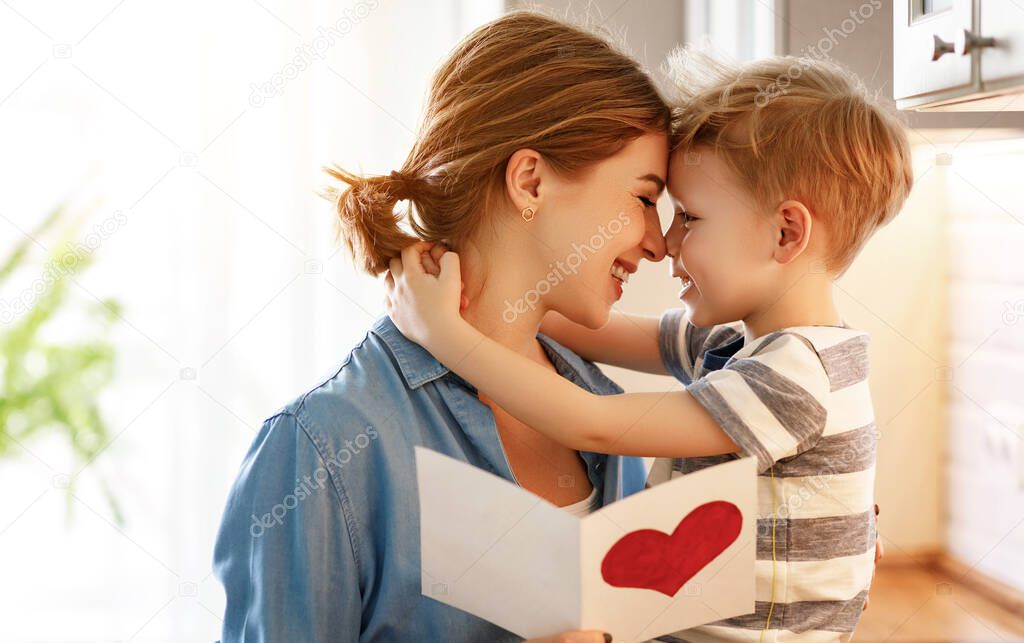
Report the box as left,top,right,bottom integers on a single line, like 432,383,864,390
980,0,1024,87
894,0,1024,110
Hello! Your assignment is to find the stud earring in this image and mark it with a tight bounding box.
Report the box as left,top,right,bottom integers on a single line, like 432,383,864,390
521,206,535,222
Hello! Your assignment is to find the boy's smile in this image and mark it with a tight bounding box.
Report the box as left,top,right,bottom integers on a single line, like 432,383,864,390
667,247,695,300
676,270,695,300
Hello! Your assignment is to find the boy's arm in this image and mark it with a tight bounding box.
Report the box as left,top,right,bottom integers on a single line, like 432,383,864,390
431,321,738,458
540,310,669,375
385,244,739,459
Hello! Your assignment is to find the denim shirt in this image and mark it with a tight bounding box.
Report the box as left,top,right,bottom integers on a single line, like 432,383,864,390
213,315,647,642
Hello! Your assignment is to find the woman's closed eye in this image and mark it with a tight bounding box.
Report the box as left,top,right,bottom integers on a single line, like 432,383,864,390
638,196,657,208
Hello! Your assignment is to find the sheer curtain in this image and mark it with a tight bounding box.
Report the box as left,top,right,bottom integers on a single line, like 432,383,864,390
0,1,501,640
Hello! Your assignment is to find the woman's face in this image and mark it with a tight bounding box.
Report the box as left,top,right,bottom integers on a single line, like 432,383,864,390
531,132,670,329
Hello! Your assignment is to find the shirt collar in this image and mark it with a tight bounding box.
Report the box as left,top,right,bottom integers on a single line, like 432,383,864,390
369,315,617,395
370,316,449,389
702,334,745,372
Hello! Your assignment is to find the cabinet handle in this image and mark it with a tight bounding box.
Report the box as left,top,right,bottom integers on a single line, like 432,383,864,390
931,34,955,61
955,29,998,56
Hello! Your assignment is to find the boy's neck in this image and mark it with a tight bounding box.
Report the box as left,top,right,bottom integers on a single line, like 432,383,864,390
741,271,842,344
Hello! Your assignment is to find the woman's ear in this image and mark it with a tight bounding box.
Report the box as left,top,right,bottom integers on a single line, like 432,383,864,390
505,148,543,213
772,199,813,265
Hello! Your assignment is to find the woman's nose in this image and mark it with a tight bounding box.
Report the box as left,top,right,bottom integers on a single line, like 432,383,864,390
640,208,667,262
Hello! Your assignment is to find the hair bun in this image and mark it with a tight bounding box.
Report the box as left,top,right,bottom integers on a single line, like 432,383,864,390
388,170,410,198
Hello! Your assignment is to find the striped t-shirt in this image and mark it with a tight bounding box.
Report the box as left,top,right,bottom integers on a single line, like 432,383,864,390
650,309,878,642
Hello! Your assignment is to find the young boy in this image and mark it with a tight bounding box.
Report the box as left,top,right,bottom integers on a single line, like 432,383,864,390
385,53,912,641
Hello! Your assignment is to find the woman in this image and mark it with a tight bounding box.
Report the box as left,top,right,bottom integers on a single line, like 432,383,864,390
213,11,670,642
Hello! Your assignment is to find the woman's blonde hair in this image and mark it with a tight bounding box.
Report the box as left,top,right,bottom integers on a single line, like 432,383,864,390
668,50,913,275
321,11,671,275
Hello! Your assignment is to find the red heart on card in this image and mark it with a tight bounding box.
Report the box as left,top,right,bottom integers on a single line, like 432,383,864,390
600,500,743,597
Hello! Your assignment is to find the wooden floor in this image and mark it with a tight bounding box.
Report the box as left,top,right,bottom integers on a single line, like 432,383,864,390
856,564,1024,641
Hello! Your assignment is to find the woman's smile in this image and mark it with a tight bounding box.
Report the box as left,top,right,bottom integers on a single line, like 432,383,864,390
610,258,636,300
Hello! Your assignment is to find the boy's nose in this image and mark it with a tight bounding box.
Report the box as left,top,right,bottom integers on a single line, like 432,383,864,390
664,217,684,258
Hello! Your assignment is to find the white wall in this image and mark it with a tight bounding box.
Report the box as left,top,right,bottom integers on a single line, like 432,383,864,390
945,137,1024,591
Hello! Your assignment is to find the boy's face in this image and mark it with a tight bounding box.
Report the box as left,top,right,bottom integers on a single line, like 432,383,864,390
664,146,777,327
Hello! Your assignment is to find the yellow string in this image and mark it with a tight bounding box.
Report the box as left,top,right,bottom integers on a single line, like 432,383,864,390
760,464,777,643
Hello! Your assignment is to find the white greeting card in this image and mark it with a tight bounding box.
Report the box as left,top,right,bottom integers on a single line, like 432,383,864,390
416,447,757,641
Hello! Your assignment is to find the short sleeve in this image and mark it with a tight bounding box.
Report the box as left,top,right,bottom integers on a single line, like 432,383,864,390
684,332,829,473
659,308,690,383
658,308,741,385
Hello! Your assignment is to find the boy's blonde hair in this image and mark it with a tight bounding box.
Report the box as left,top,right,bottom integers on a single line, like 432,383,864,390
667,51,913,275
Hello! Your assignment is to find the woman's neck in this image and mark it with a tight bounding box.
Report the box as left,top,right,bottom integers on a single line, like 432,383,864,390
456,242,552,367
454,238,593,497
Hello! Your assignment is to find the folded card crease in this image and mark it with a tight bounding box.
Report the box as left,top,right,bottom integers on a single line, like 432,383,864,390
416,447,756,642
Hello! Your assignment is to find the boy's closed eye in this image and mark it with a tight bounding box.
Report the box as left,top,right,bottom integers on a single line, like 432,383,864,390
676,209,698,226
